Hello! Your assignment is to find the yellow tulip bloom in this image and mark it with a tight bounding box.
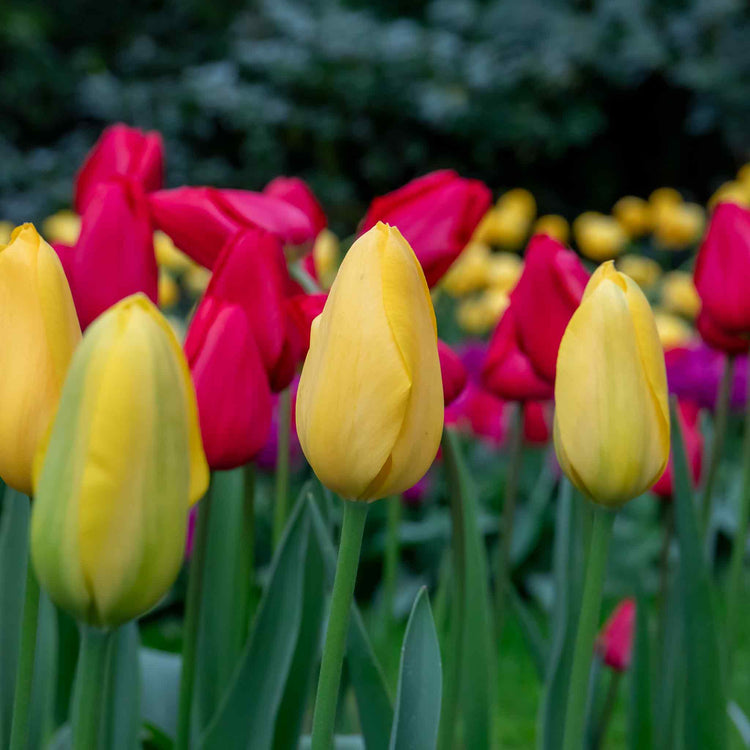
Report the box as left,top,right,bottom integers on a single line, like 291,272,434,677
0,224,81,495
533,214,570,244
441,242,492,296
31,294,208,628
660,270,701,320
616,255,662,290
158,269,180,310
653,310,694,350
42,210,82,245
0,220,14,244
486,252,523,293
554,262,670,507
296,223,443,501
653,202,705,250
612,196,652,238
154,230,194,274
573,212,628,261
708,181,750,210
312,228,341,289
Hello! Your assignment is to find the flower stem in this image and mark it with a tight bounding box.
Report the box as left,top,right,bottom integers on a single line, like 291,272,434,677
562,505,615,750
311,500,368,750
701,355,735,533
8,555,40,750
236,464,256,648
71,626,115,750
176,485,214,750
590,669,621,749
383,495,402,619
273,388,292,548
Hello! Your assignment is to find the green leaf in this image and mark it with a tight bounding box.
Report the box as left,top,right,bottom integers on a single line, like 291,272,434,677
441,429,497,750
140,648,181,738
511,453,556,567
670,399,727,750
199,494,310,750
388,588,442,750
728,702,750,747
308,493,394,750
505,580,547,680
538,479,586,750
0,487,30,747
273,487,328,750
628,592,653,750
102,622,141,750
29,591,59,749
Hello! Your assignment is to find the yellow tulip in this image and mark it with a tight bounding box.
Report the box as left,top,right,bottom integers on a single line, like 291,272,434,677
616,255,662,290
442,242,491,296
498,188,536,221
42,210,81,245
653,310,694,350
554,262,670,507
533,214,570,244
573,212,628,261
312,228,341,289
486,252,523,293
649,187,682,215
473,191,535,251
0,220,14,244
296,222,443,501
708,181,750,210
653,202,705,249
158,270,180,310
154,231,194,274
183,265,211,297
612,196,652,238
456,290,510,334
0,224,81,495
660,271,701,320
31,294,208,628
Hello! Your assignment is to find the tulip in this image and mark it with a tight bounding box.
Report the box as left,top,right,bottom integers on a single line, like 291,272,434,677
154,230,194,274
297,222,443,500
533,215,570,244
360,170,491,287
263,176,327,238
696,309,750,354
596,599,635,672
438,341,468,406
652,400,703,500
310,229,340,289
473,206,530,251
441,241,492,296
42,210,82,245
554,262,670,507
654,202,704,250
158,270,180,310
523,401,552,445
497,188,536,221
0,221,13,244
612,197,652,238
456,289,510,334
148,187,316,269
482,306,554,402
649,187,682,221
75,124,164,214
486,252,523,293
573,212,628,261
445,382,506,445
694,202,750,339
511,233,589,384
660,270,701,320
31,294,208,628
616,255,661,290
0,224,82,495
709,182,750,210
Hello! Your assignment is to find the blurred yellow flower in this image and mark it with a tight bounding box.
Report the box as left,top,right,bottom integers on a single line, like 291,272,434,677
660,271,701,320
612,196,652,238
653,202,705,250
653,310,694,350
533,214,570,244
158,270,180,310
0,221,14,244
616,255,662,290
472,206,529,251
708,182,750,210
154,231,194,274
456,289,510,335
497,188,536,221
573,212,628,261
42,210,81,246
312,228,340,289
486,252,523,293
649,187,682,214
183,265,211,297
442,242,492,296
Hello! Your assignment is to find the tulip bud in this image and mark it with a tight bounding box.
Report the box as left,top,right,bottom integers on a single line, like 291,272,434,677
456,289,509,334
709,182,750,210
486,252,523,293
654,311,694,350
0,221,13,244
31,295,208,628
596,599,635,672
523,401,552,445
573,212,628,261
616,255,661,291
438,341,468,407
660,271,701,320
297,223,443,500
612,196,652,238
263,177,327,238
311,229,341,290
0,224,82,495
554,262,670,506
441,241,492,296
654,202,704,250
652,400,702,500
532,216,570,244
42,210,82,245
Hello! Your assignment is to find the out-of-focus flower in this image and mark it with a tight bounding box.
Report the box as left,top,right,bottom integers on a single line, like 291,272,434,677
42,210,81,245
511,234,589,384
184,266,211,297
402,472,433,507
361,170,491,287
158,271,180,310
154,230,194,274
296,223,443,501
441,242,491,296
263,176,327,240
31,295,207,628
474,189,536,251
498,188,536,222
738,164,750,188
486,252,523,293
709,182,750,210
445,382,506,446
0,224,82,495
612,196,652,238
75,124,164,214
696,309,750,354
652,400,702,500
438,341,468,406
255,378,304,474
311,229,340,289
523,401,552,445
456,289,509,334
649,187,682,221
596,599,635,672
654,310,694,350
0,221,13,244
555,262,669,506
573,212,628,261
653,202,705,250
660,271,701,320
532,215,569,244
616,255,661,290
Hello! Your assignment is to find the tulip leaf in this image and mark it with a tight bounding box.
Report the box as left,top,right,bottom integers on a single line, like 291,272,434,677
308,494,394,750
728,702,750,747
102,621,141,750
0,487,30,747
670,399,727,750
538,479,586,750
199,494,310,750
388,587,442,750
29,591,59,749
441,429,497,750
505,580,547,681
628,591,653,750
139,647,181,739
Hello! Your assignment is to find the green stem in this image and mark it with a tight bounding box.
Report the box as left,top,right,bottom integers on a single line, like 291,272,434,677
310,500,368,750
562,505,615,750
71,626,115,750
591,669,621,750
273,388,292,548
656,503,674,660
496,402,524,633
8,556,40,750
726,366,750,683
701,355,735,533
383,495,402,619
176,485,214,750
236,464,256,649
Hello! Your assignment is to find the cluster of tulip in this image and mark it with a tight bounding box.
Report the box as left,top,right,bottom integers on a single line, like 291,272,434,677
0,121,748,750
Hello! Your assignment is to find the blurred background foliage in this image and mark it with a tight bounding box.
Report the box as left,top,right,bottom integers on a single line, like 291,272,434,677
1,0,749,231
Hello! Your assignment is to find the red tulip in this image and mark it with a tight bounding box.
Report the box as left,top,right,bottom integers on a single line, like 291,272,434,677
652,400,703,499
482,306,554,401
445,382,506,445
65,179,157,329
510,234,589,384
523,401,552,445
148,187,316,269
75,124,163,213
360,170,492,287
696,308,750,355
264,177,327,238
596,598,635,672
438,341,468,406
694,202,750,340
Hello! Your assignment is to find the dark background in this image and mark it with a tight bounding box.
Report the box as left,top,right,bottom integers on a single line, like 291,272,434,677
1,0,748,232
